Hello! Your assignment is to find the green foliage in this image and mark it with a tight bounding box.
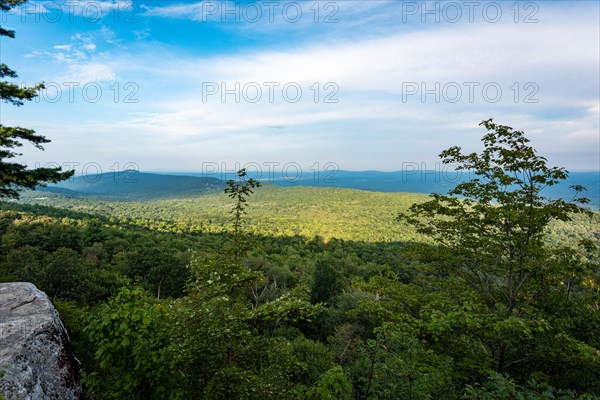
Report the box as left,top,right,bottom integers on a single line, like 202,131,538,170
0,206,190,301
350,329,455,400
398,119,596,374
83,287,182,400
170,254,324,398
225,168,262,233
0,368,5,400
53,299,98,371
306,366,353,400
224,168,262,259
290,337,335,387
310,256,346,305
462,372,598,400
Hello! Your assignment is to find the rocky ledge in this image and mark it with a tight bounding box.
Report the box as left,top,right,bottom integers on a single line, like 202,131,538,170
0,282,83,400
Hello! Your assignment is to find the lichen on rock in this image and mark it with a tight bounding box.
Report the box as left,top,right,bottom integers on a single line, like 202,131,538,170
0,282,83,400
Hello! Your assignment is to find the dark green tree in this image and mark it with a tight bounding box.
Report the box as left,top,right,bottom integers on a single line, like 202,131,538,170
398,119,593,374
1,0,73,199
310,256,345,305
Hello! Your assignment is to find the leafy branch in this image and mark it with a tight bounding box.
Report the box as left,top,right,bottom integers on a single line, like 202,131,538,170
224,168,261,259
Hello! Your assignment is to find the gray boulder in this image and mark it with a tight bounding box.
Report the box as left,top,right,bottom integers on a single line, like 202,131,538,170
0,282,83,400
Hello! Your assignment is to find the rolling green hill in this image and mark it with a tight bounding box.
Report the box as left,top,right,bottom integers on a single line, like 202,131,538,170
19,183,599,246
20,184,425,242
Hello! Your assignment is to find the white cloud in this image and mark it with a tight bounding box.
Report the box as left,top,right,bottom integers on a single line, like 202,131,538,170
22,29,124,84
82,43,97,51
588,101,600,115
141,1,207,20
7,1,599,171
26,33,97,64
120,16,597,136
564,130,600,141
53,44,72,51
59,62,117,83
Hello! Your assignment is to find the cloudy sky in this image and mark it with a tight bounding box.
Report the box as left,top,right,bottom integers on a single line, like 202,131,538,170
1,0,599,175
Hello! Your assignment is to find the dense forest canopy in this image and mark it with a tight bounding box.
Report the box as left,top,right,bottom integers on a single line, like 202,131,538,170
2,120,599,399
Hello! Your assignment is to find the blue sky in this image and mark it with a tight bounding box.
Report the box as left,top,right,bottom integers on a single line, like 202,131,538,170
1,0,599,175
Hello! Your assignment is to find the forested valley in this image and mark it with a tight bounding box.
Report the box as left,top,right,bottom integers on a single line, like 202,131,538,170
2,123,600,399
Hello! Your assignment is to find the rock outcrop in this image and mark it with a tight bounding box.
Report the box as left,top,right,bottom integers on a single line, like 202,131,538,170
0,282,83,400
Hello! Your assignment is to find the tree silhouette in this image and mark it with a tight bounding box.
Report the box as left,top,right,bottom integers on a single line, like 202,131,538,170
1,0,74,199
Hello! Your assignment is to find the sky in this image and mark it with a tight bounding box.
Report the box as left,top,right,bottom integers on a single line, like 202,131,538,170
1,0,599,178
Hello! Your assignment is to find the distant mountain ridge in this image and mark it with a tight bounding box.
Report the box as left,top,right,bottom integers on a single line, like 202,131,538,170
156,170,600,209
41,171,225,200
39,169,599,209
